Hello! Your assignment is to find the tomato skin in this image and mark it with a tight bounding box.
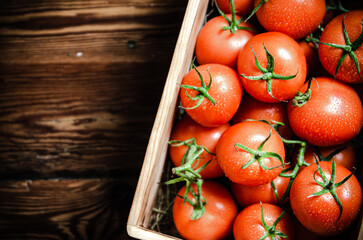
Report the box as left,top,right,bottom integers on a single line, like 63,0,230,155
195,14,256,69
290,162,362,236
180,64,243,127
216,121,285,186
169,115,229,178
216,0,254,16
231,166,290,207
232,93,293,139
319,10,363,83
238,32,307,103
298,39,319,77
173,180,237,240
254,0,326,40
287,77,363,147
233,203,295,240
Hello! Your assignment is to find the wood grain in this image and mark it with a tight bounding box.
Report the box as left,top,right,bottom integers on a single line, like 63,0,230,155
0,0,187,178
0,0,188,239
0,178,136,240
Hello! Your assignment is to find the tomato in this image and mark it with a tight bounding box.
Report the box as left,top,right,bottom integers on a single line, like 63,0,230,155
230,165,291,207
216,120,285,186
292,143,357,173
216,0,254,16
287,77,363,147
299,39,319,77
180,63,243,127
318,10,363,83
169,115,229,178
173,180,237,240
232,93,293,139
233,203,295,240
237,32,307,103
195,14,256,69
290,161,362,236
253,0,326,40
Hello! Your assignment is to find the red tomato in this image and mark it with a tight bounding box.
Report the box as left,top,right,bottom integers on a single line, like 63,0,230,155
216,120,285,186
169,115,229,178
173,180,237,240
195,14,256,69
287,77,363,147
237,32,307,102
254,0,326,40
231,165,291,207
290,161,362,236
180,64,243,127
232,93,293,139
319,10,363,83
233,203,295,240
216,0,254,16
299,39,319,77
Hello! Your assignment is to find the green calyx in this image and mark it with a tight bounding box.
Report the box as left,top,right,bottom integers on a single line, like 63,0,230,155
180,63,216,110
292,77,316,107
235,128,285,170
258,202,288,240
166,137,214,220
326,0,349,13
217,0,255,34
319,16,363,80
245,0,269,22
308,158,355,221
241,44,298,102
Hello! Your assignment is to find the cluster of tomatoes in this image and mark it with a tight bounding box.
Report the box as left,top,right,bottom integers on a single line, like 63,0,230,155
164,0,363,239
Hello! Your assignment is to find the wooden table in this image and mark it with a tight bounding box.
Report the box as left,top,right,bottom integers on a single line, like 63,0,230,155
0,0,187,239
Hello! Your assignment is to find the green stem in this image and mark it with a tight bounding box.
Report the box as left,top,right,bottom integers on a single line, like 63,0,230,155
241,44,298,101
180,64,216,110
245,0,268,22
217,0,255,33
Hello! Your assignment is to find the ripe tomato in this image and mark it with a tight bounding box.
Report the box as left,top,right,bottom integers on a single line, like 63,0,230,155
290,161,362,236
169,115,229,178
230,165,291,207
216,120,285,186
299,39,319,77
233,203,295,240
237,32,307,102
318,10,363,83
195,14,256,69
173,180,237,240
287,77,363,147
180,63,243,127
253,0,326,40
216,0,254,16
232,93,293,139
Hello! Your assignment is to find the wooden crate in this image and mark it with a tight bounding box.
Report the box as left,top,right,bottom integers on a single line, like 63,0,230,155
127,0,209,239
127,0,363,239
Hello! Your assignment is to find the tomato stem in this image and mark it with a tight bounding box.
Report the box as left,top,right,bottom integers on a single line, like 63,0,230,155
258,202,288,240
244,0,269,22
291,78,316,107
241,44,298,102
318,16,363,79
235,128,285,170
326,0,349,13
217,0,255,34
166,137,214,220
308,158,356,221
180,63,217,110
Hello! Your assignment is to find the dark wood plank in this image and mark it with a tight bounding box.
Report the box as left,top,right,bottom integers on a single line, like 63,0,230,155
0,0,188,178
0,178,137,240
